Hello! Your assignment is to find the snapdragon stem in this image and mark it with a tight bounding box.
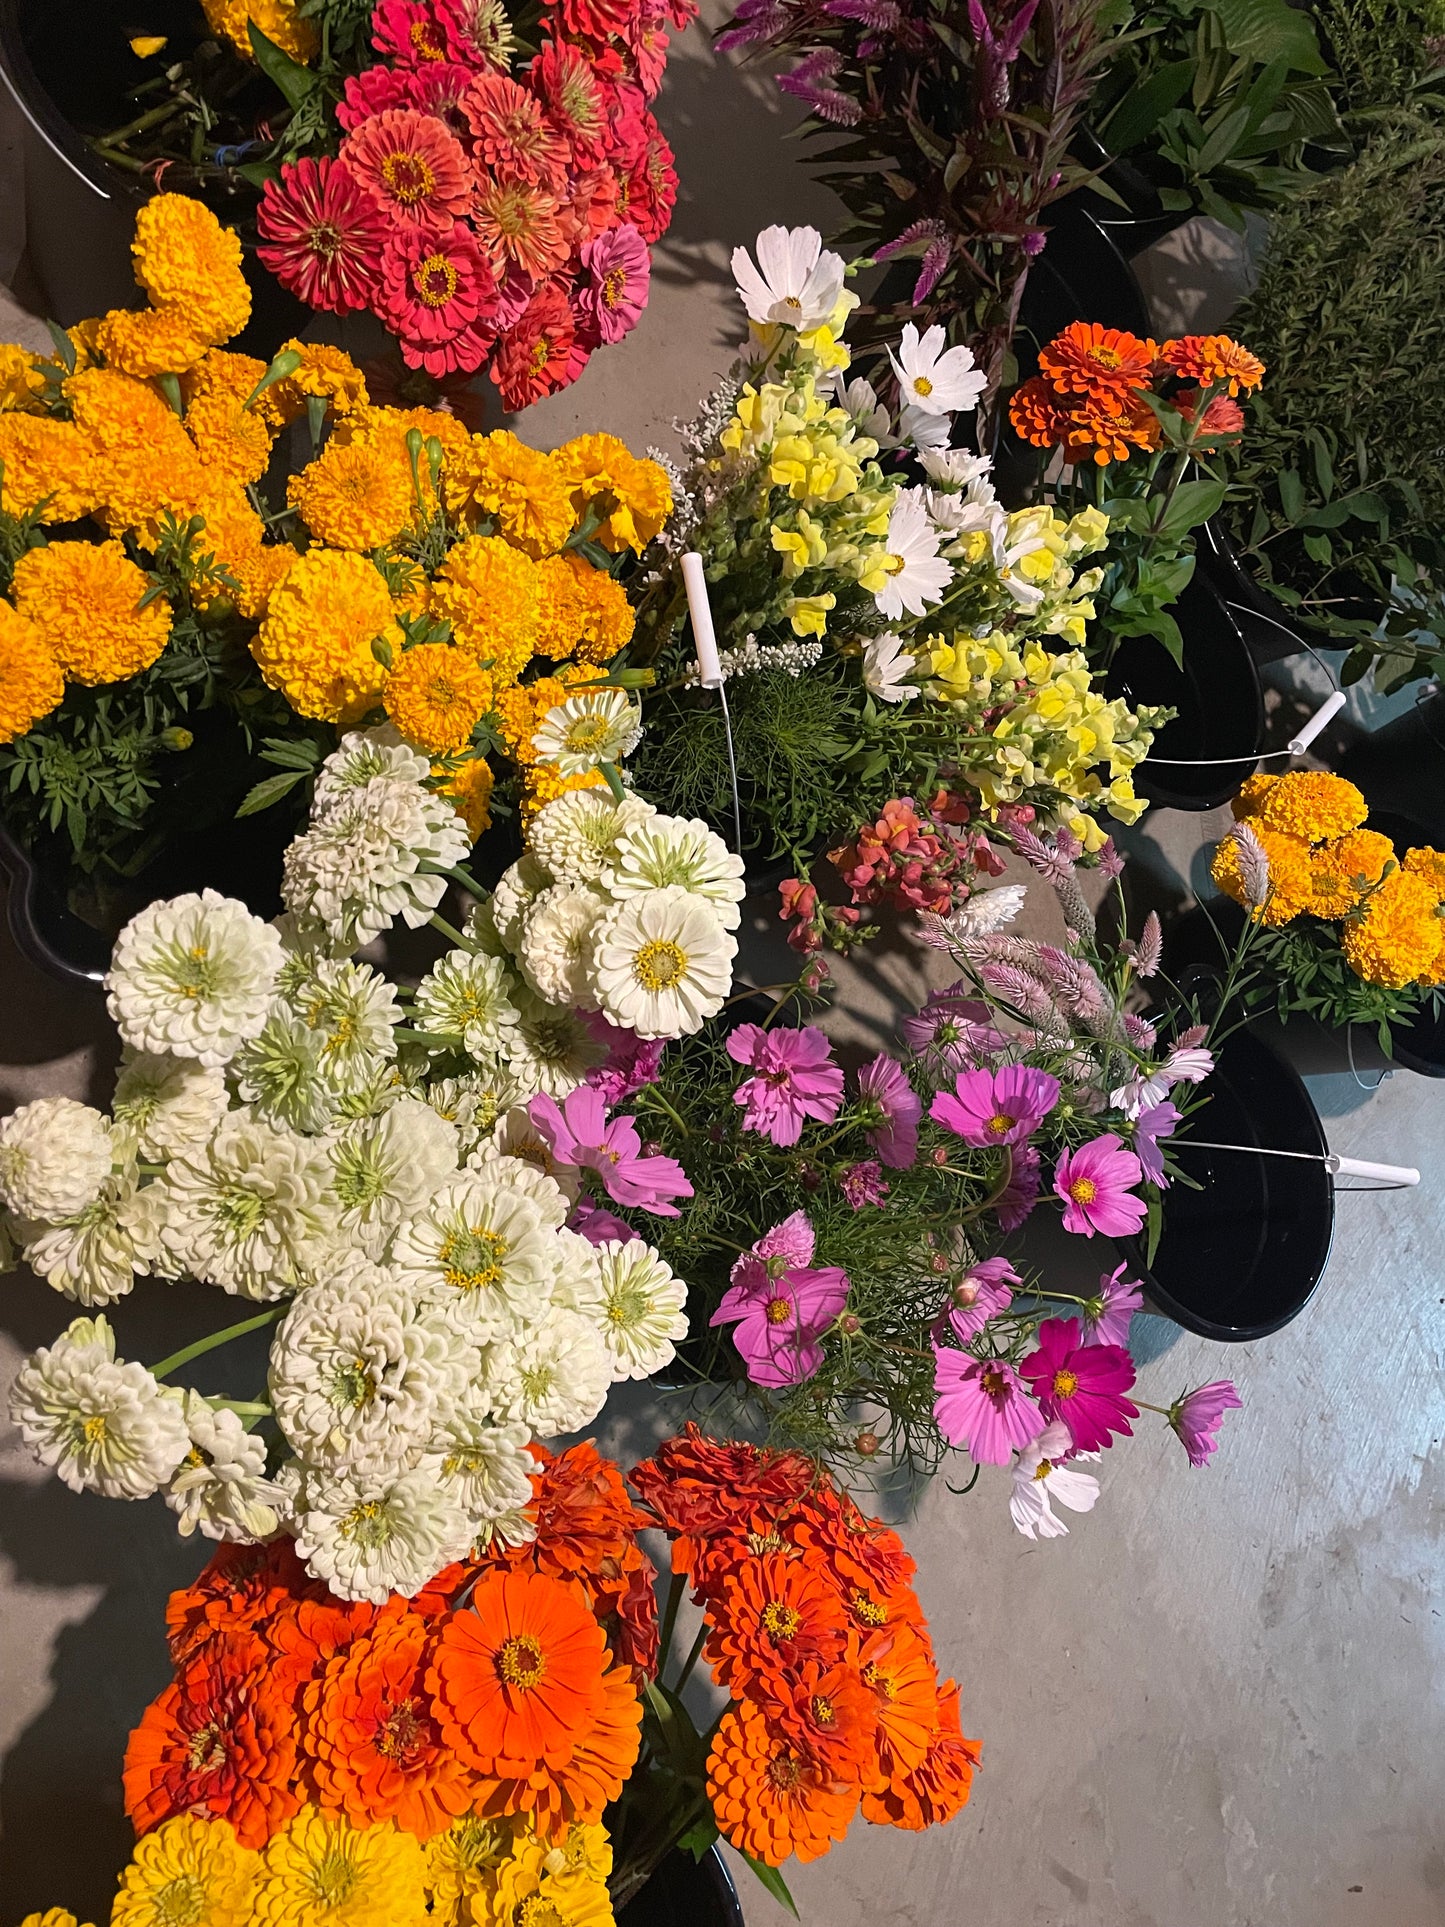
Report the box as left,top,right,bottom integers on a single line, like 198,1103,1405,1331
151,1309,280,1382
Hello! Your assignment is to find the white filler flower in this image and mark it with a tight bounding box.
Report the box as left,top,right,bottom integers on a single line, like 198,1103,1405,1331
531,689,643,776
8,1314,189,1499
732,225,846,331
289,1463,472,1602
0,1097,114,1222
889,321,987,415
107,890,284,1068
166,1390,285,1542
609,817,746,930
590,886,736,1038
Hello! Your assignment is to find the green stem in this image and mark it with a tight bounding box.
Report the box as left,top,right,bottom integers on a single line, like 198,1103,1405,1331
92,99,186,151
151,1309,280,1382
428,911,473,950
956,1146,1015,1223
672,1618,709,1694
657,1570,685,1663
207,1397,272,1417
601,761,626,803
635,1085,691,1139
430,862,489,902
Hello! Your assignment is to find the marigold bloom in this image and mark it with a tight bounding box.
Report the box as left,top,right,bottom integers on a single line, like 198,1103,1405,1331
0,600,64,743
11,540,171,685
1160,333,1265,395
130,193,252,343
184,386,275,487
431,533,542,683
536,552,635,663
1342,868,1445,987
288,437,416,550
519,760,608,821
707,1702,858,1866
861,1677,980,1830
257,157,390,317
1255,769,1367,845
1038,322,1158,403
1309,828,1394,918
268,341,371,421
0,413,99,520
0,340,44,412
252,549,397,724
432,751,494,840
110,1813,259,1927
705,1551,848,1693
65,366,188,457
491,283,577,411
94,305,212,380
1231,771,1278,820
250,1807,427,1927
445,430,575,557
554,433,672,553
1211,822,1313,927
201,0,318,61
384,642,494,753
344,108,473,231
1404,846,1445,896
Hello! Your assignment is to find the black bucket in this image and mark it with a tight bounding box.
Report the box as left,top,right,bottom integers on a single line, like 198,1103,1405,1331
1195,521,1384,663
618,1848,745,1927
1340,689,1445,850
1067,127,1192,261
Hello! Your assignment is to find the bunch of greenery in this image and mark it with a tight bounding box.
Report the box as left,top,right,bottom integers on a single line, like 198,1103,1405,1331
1310,0,1445,126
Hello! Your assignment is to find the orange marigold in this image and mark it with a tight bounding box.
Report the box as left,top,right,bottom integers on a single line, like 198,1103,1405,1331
267,340,370,423
95,305,211,380
431,534,541,685
519,762,608,821
184,386,275,487
0,598,65,743
431,751,494,842
1255,769,1367,844
1308,828,1394,919
0,413,100,521
704,1551,849,1694
384,642,494,753
553,432,672,553
706,1702,859,1866
1230,771,1279,821
131,192,251,343
860,1677,981,1831
0,341,46,413
1341,868,1445,988
536,552,636,664
65,366,180,453
445,429,576,557
1037,322,1158,404
10,539,172,684
1403,846,1445,896
1210,823,1313,927
251,549,396,724
288,437,416,551
1160,333,1265,396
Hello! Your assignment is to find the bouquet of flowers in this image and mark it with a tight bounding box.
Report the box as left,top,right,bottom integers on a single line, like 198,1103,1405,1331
0,738,746,1601
1009,323,1267,666
1210,770,1445,1040
631,226,1167,893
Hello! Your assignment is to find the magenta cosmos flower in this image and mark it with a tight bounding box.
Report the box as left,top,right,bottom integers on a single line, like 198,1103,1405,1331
1053,1134,1146,1238
1079,1264,1143,1348
583,1015,665,1107
576,224,651,344
938,1256,1020,1343
1169,1380,1242,1467
1020,1317,1138,1453
710,1211,848,1387
840,1159,888,1210
856,1053,921,1168
256,156,390,315
931,1064,1060,1148
527,1087,691,1216
933,1350,1045,1464
995,1142,1042,1232
727,1022,843,1147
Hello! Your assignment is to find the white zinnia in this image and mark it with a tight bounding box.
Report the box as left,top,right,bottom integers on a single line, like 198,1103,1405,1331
863,631,919,705
311,726,432,813
412,948,522,1058
107,890,284,1068
487,1308,611,1436
1009,1421,1101,1541
22,1174,164,1307
874,490,954,621
489,853,553,951
0,1097,114,1222
527,789,655,885
392,1169,556,1341
295,959,402,1092
8,1314,189,1499
166,1390,285,1542
289,1463,472,1602
112,1052,228,1162
531,690,642,776
889,321,987,416
609,817,746,930
432,1413,535,1524
232,1012,332,1135
518,884,605,1008
576,1238,689,1381
159,1113,333,1299
282,775,470,948
590,887,736,1039
424,1071,521,1157
503,995,609,1099
327,1096,460,1257
732,225,846,332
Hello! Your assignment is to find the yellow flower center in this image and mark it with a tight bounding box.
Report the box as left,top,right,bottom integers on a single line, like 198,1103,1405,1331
761,1600,801,1639
862,1661,895,1699
413,252,459,307
986,1111,1015,1136
410,18,447,55
439,1225,509,1293
517,1903,567,1927
152,1873,206,1927
563,716,611,751
186,1721,227,1774
1052,1368,1079,1400
602,266,629,308
633,938,688,992
767,1747,805,1790
382,150,437,203
1090,345,1123,370
82,1413,108,1443
530,333,557,377
912,374,933,397
764,1295,792,1325
980,1365,1009,1400
851,1589,887,1626
1068,1176,1097,1205
1033,1459,1055,1482
812,1694,837,1725
498,1633,548,1690
310,1845,361,1907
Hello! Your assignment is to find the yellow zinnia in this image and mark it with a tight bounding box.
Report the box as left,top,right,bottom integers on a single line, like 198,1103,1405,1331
249,1809,426,1927
0,598,65,742
384,642,493,753
425,1815,519,1927
490,1833,616,1927
11,540,171,684
252,549,396,724
111,1813,259,1927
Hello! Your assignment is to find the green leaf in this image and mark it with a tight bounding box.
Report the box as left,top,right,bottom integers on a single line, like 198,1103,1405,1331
739,1853,801,1917
1145,1187,1163,1268
676,1814,721,1861
1155,477,1228,539
1200,0,1325,73
235,158,282,189
247,21,318,109
1189,104,1253,176
1100,60,1194,154
235,768,307,818
1277,468,1305,523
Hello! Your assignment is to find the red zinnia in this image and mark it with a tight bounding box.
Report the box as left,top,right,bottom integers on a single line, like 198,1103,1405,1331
371,0,467,68
612,112,677,245
1175,385,1246,439
377,220,500,376
490,282,576,409
256,156,389,315
461,70,569,185
532,41,613,163
343,108,474,231
544,0,637,40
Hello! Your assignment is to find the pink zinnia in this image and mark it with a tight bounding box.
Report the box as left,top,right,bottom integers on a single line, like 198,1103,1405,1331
1020,1317,1138,1453
461,70,568,184
528,1087,691,1216
342,108,473,231
256,156,388,315
932,1350,1045,1464
575,223,650,345
710,1214,848,1388
840,1159,888,1210
376,221,499,376
995,1142,1041,1232
939,1256,1020,1342
1080,1264,1143,1348
853,1052,920,1169
1169,1380,1242,1467
931,1063,1060,1148
339,60,478,137
727,1022,844,1147
1054,1134,1147,1239
371,0,469,69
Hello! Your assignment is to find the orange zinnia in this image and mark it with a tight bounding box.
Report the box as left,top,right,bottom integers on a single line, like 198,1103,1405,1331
862,1678,982,1830
164,1539,310,1666
1160,333,1264,396
630,1423,817,1563
472,1658,644,1841
789,1487,918,1600
1056,391,1161,466
305,1601,475,1840
1038,322,1158,404
857,1623,940,1782
705,1552,849,1694
427,1569,609,1778
707,1703,859,1866
764,1658,880,1784
1008,375,1071,450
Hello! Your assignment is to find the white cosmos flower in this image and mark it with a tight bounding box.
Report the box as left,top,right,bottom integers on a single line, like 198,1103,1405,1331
8,1314,189,1499
489,853,553,951
531,689,643,776
503,994,609,1100
166,1390,285,1542
468,1117,580,1211
311,726,433,813
487,1308,611,1436
590,886,736,1039
889,321,987,415
517,885,605,1009
874,490,954,621
1009,1421,1101,1541
22,1172,165,1307
897,402,952,451
112,1052,228,1163
328,1096,460,1257
0,1097,114,1222
269,1259,475,1475
289,1462,473,1602
392,1169,556,1342
919,446,997,496
577,1238,689,1381
413,949,522,1058
159,1113,333,1300
282,775,470,948
863,631,919,705
732,225,846,332
609,818,746,931
527,790,656,886
107,891,284,1068
432,1414,535,1524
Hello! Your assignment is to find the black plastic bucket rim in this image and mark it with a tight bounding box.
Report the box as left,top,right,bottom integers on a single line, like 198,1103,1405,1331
0,819,108,990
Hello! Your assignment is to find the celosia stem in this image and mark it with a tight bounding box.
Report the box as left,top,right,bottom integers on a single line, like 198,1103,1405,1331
428,911,473,950
657,1569,686,1662
150,1309,280,1382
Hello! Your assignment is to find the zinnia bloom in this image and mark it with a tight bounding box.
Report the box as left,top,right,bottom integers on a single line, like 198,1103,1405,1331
856,1620,940,1779
527,1085,693,1215
1053,1134,1147,1238
256,157,389,315
930,1063,1060,1148
1020,1317,1138,1452
376,220,500,377
575,223,650,344
472,177,568,280
856,1053,920,1168
1009,374,1071,449
705,1551,849,1693
490,281,577,409
371,0,465,65
727,1022,844,1147
707,1702,858,1867
1037,321,1158,403
861,1676,980,1831
1159,333,1265,395
1169,1379,1242,1466
110,1812,260,1927
461,69,567,182
932,1350,1045,1463
342,108,473,230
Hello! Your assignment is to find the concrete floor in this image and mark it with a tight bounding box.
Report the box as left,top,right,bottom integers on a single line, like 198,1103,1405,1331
1,13,1443,1923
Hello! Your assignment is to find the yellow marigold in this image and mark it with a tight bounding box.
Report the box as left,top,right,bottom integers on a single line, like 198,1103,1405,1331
0,599,65,742
181,488,272,606
431,534,541,686
185,386,275,486
200,0,319,63
111,1814,259,1927
534,552,635,664
1341,868,1445,988
95,304,211,379
250,1808,426,1927
1308,828,1394,919
1255,769,1367,845
446,429,575,557
0,343,46,412
288,438,416,551
432,752,494,842
131,193,251,342
338,404,468,520
554,432,672,553
1403,846,1445,897
252,549,396,724
489,1834,614,1927
1230,771,1278,821
1210,822,1313,927
183,347,267,406
232,542,297,620
65,366,182,453
12,540,171,684
384,642,493,753
268,341,369,422
520,762,608,821
0,413,100,521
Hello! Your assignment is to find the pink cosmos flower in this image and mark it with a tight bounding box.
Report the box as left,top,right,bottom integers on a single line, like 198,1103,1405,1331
1008,1420,1101,1540
840,1159,889,1210
256,157,389,315
727,1023,844,1147
1054,1135,1147,1239
1132,1099,1179,1187
1169,1380,1242,1467
900,988,1006,1070
575,224,651,345
932,1351,1045,1464
1020,1317,1138,1452
342,109,474,231
376,221,499,376
993,1142,1042,1233
568,1196,635,1245
930,1064,1061,1148
527,1086,692,1216
938,1256,1020,1342
1080,1264,1143,1348
856,1054,921,1169
710,1214,849,1388
582,1015,665,1106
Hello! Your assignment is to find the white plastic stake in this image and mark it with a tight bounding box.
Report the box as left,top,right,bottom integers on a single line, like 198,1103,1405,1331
1286,690,1347,757
682,552,723,689
1328,1154,1421,1187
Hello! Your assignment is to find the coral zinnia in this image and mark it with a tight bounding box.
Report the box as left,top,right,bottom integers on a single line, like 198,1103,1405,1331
472,178,568,281
491,282,577,411
1038,322,1158,404
1057,391,1161,465
1160,332,1265,395
384,642,494,753
257,157,390,317
10,540,172,685
0,601,64,744
705,1551,848,1692
861,1677,980,1830
575,223,650,345
377,221,500,378
461,70,568,183
426,1569,609,1777
707,1702,859,1866
767,1658,880,1781
343,109,474,231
